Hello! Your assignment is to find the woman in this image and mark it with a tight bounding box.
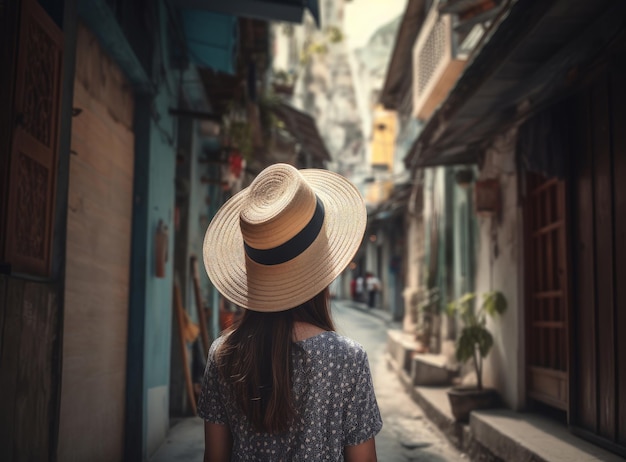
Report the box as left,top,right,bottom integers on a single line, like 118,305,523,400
199,163,382,461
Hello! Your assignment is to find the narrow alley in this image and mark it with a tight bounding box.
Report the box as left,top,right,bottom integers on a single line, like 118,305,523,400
3,1,626,461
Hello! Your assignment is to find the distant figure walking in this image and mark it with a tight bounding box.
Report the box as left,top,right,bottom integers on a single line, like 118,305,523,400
350,276,357,300
355,274,365,302
365,272,381,308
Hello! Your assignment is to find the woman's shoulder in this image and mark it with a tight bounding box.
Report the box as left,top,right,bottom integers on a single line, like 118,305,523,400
207,334,228,360
331,331,366,351
298,331,368,361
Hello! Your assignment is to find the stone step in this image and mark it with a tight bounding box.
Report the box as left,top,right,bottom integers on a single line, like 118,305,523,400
411,353,459,386
386,330,458,386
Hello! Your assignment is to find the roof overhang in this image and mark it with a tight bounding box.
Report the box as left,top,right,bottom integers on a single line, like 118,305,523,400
405,0,625,170
181,10,238,74
272,104,331,162
379,0,427,110
173,0,321,27
368,183,413,221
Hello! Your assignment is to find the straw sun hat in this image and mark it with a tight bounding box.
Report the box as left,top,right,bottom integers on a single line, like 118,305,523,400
203,163,366,312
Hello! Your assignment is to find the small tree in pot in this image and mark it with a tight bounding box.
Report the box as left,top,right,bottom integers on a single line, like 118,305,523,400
446,291,507,421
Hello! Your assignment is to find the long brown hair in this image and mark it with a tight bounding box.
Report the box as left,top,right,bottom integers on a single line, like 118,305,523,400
215,287,335,434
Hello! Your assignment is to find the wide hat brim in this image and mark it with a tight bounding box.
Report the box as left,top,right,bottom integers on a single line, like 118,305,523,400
203,168,366,312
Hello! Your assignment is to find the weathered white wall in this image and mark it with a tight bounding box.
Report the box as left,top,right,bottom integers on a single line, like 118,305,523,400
381,230,392,312
402,185,424,333
474,128,525,410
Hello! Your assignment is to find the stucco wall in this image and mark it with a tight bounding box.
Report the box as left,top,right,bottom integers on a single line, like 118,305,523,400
451,167,477,303
474,128,524,410
60,27,136,460
143,3,178,456
402,195,423,333
143,84,177,456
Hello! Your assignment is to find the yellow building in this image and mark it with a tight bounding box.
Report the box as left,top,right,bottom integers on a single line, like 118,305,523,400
366,105,397,204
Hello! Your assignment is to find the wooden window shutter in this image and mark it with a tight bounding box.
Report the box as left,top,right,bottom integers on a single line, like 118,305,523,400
5,0,63,276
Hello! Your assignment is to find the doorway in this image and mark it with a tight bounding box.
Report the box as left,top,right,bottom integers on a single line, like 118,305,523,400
524,173,569,411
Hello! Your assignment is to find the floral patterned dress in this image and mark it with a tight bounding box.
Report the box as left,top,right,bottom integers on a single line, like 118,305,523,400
198,331,383,461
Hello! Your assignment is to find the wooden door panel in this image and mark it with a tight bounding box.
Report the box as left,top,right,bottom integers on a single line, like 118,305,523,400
4,0,63,276
525,173,569,410
609,62,626,447
570,55,626,455
7,130,53,274
591,77,616,440
573,90,598,430
528,366,568,410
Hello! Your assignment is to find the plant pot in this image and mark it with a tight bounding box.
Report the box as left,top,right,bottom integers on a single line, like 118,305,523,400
447,386,500,422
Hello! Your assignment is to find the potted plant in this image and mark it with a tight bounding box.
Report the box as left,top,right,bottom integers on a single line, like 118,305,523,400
446,291,507,422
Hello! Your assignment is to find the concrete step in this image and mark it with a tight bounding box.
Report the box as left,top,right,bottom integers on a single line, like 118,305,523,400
471,410,625,462
411,353,459,386
386,328,624,462
386,329,458,386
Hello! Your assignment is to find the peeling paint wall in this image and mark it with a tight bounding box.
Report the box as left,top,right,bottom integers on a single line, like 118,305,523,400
474,128,525,410
402,185,424,334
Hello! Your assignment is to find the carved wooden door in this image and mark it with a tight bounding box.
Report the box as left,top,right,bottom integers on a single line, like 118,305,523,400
4,0,63,276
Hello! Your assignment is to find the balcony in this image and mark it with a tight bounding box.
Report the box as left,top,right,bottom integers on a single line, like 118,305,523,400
412,7,467,121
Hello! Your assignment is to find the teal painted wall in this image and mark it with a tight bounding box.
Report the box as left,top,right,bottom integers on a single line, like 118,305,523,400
182,119,224,341
422,166,479,351
142,98,176,457
91,0,204,457
451,166,477,305
143,86,176,391
423,167,447,304
142,2,179,456
207,177,224,340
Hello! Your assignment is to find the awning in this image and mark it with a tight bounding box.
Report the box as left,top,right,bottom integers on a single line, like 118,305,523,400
379,0,427,110
272,104,331,162
174,0,321,27
370,183,412,220
181,10,238,74
405,0,625,170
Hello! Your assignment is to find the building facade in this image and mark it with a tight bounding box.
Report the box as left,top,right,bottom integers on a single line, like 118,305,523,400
0,0,325,460
381,0,626,457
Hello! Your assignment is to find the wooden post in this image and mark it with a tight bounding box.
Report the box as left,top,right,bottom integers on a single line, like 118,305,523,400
173,280,197,415
191,255,210,354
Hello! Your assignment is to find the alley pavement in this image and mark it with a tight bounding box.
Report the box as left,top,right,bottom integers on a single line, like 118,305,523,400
332,300,464,462
150,299,464,461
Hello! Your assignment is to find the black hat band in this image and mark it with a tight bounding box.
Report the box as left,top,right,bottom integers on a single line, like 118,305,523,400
244,197,325,266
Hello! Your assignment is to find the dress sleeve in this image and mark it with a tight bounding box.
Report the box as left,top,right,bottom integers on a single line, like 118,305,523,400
197,338,228,424
342,350,383,446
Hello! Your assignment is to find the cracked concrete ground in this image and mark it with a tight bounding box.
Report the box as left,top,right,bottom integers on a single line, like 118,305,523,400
333,300,464,462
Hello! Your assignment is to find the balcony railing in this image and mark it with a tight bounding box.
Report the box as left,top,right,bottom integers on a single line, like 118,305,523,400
412,7,467,121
